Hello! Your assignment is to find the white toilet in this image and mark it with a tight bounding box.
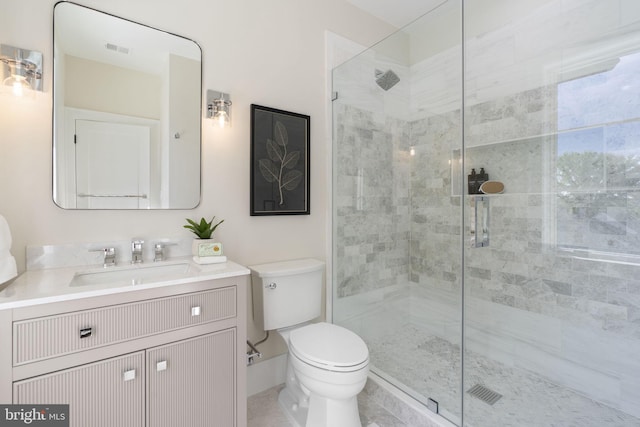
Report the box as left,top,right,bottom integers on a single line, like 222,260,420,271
250,258,370,427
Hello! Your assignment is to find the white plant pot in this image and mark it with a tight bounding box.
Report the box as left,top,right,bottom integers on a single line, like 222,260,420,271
191,239,223,257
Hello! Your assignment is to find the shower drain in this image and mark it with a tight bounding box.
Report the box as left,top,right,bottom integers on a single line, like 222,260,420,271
467,384,503,405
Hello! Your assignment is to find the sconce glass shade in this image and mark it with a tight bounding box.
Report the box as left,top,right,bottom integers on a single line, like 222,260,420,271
213,107,230,128
3,75,32,97
0,44,42,97
207,90,231,128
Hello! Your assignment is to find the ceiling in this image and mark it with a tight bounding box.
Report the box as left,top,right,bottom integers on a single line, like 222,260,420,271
55,2,200,76
345,0,448,28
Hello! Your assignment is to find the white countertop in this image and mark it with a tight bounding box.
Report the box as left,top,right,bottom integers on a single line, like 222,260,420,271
0,257,250,310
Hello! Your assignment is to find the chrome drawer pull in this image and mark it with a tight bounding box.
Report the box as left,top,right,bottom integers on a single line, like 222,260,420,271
191,306,201,316
157,360,167,372
123,369,136,381
79,327,93,339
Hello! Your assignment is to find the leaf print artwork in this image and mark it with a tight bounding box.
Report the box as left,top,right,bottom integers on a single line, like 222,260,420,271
250,104,310,215
259,121,302,205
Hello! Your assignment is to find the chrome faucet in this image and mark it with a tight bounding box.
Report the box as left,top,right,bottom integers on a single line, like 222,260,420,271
154,243,165,262
90,247,116,267
131,240,144,264
102,248,116,267
153,242,176,262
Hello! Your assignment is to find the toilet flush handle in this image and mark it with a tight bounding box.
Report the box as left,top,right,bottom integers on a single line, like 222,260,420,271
265,282,277,289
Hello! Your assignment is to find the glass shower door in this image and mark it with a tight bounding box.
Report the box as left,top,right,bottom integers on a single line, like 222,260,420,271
462,1,640,426
332,0,464,424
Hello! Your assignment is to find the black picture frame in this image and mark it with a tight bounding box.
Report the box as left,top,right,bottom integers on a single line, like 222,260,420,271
250,104,310,216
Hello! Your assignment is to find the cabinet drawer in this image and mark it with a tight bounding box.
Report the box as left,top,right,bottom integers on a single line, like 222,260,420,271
13,287,236,365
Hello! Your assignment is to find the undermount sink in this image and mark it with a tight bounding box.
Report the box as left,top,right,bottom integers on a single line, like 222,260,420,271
70,262,198,287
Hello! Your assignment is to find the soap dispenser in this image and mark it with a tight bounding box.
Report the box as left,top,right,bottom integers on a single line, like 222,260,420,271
468,168,478,195
476,168,489,193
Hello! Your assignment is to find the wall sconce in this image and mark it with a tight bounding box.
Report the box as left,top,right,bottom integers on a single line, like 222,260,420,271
207,90,231,128
0,44,42,97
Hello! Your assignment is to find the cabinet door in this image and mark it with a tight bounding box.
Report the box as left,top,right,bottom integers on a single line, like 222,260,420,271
14,352,145,427
147,329,236,427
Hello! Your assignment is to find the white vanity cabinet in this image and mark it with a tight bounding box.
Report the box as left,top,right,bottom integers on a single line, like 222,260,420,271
14,352,146,427
147,330,236,427
0,274,248,427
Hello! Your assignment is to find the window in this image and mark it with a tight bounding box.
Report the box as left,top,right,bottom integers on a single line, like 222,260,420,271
555,52,640,256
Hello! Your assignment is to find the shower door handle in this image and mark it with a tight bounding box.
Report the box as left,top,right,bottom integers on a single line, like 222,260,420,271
471,196,489,248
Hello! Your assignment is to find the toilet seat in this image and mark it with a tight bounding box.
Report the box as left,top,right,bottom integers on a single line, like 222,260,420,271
289,323,369,372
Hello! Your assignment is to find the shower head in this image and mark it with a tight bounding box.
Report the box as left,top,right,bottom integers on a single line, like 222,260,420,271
375,69,400,91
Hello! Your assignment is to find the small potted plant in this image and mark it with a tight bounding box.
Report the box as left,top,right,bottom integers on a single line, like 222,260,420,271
184,216,224,258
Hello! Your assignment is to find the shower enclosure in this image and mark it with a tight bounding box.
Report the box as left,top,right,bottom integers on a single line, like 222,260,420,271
332,1,640,426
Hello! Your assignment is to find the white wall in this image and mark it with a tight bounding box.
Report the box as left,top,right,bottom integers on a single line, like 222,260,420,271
64,55,163,118
0,0,395,359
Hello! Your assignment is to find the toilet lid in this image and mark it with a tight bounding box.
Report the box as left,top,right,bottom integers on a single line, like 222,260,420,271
289,323,369,371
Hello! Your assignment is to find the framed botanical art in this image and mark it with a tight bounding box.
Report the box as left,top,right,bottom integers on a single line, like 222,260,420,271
250,104,310,215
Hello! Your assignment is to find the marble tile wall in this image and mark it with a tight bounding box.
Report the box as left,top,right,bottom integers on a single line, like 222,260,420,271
334,104,411,298
408,110,462,293
411,86,640,417
460,87,640,339
336,91,640,418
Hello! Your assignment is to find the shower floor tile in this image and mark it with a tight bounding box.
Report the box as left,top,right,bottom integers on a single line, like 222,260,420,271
365,324,640,427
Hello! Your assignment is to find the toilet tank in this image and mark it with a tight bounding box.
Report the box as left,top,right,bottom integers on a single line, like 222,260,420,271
249,258,324,331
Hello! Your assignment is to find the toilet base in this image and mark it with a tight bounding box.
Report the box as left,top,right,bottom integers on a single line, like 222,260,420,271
278,384,362,427
278,386,308,427
306,393,361,427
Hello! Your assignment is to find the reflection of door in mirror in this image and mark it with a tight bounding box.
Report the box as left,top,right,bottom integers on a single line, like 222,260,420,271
75,120,150,209
57,108,161,209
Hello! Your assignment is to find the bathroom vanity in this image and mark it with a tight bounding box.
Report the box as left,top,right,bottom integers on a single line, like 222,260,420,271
0,260,249,427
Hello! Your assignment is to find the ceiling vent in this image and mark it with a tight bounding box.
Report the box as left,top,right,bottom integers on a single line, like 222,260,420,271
105,43,129,54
